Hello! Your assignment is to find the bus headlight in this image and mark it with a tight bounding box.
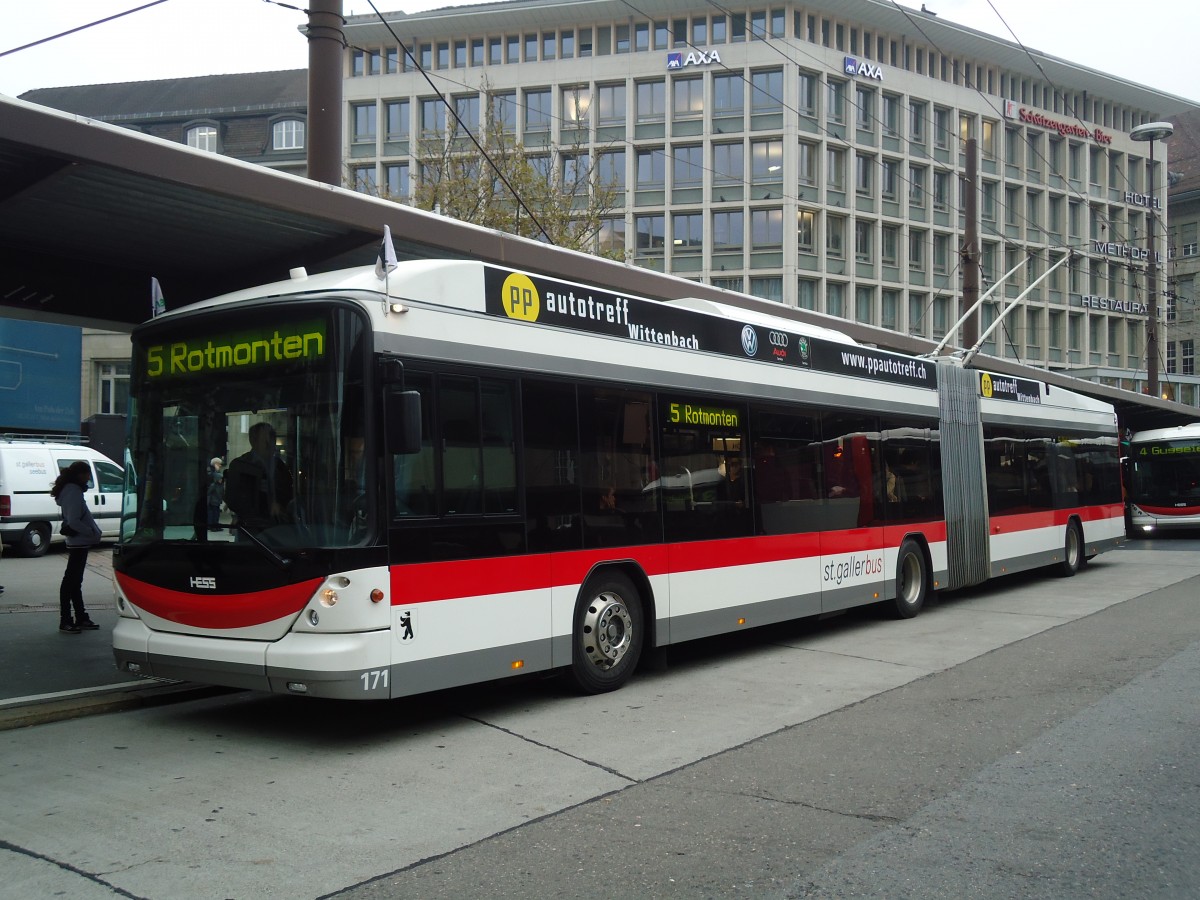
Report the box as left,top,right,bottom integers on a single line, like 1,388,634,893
319,588,338,607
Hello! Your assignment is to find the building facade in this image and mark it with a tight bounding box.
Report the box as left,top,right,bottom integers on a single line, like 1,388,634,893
342,0,1197,398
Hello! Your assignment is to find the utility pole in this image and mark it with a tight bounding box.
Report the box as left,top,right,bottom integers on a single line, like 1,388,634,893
306,0,344,187
961,137,980,350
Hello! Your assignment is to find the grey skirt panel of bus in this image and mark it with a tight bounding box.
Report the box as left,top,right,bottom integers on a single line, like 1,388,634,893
938,361,990,590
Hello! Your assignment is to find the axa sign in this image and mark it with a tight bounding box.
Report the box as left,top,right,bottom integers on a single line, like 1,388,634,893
667,49,721,69
844,56,883,80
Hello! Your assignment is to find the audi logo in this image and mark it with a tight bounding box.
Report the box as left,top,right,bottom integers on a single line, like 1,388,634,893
768,331,789,348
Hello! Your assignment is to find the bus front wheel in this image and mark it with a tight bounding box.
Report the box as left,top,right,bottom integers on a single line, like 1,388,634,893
1057,520,1084,577
569,572,644,694
891,539,928,619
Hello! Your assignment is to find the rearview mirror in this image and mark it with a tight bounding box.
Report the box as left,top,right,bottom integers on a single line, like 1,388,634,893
385,389,422,455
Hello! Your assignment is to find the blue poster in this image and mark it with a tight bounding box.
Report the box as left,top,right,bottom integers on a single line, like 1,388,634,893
0,317,82,432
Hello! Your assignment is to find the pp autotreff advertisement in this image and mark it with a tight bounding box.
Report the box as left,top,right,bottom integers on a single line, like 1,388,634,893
0,317,82,431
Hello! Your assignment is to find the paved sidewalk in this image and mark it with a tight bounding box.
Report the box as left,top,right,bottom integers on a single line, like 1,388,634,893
0,545,217,729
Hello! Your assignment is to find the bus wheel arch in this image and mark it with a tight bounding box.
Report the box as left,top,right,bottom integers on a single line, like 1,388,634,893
1057,517,1085,577
891,536,930,619
568,564,650,694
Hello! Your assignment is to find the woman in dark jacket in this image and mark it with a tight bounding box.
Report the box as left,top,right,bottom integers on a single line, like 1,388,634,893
51,461,103,634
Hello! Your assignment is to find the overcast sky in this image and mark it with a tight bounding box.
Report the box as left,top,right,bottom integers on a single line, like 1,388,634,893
1,0,1196,105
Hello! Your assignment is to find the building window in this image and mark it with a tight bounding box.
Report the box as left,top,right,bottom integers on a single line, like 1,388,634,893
1185,340,1195,377
673,145,703,188
385,163,409,199
672,212,703,253
385,101,409,140
798,278,817,310
881,224,898,265
712,210,744,250
353,104,378,143
751,208,783,250
909,229,926,270
635,214,665,253
97,362,130,415
524,89,551,132
855,153,874,196
855,286,875,324
492,92,517,132
597,83,626,126
750,69,783,115
712,142,744,190
186,124,218,152
636,80,667,122
827,215,845,258
272,119,305,150
855,220,873,262
713,73,743,118
798,141,817,187
826,282,845,317
598,216,626,255
881,158,898,201
636,149,665,189
352,165,376,194
827,147,845,190
909,100,926,143
751,139,783,184
562,87,590,126
750,277,783,302
673,77,704,119
454,94,480,130
797,209,815,251
798,70,818,117
827,79,846,124
419,98,444,135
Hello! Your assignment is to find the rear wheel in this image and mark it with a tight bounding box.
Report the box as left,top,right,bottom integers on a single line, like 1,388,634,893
891,539,928,619
569,572,644,694
17,522,51,558
1057,520,1084,577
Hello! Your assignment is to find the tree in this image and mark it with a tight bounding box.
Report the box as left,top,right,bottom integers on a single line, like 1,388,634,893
402,87,626,260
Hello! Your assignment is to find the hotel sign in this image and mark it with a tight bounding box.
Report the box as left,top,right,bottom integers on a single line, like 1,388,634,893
1092,240,1161,264
1123,191,1163,210
1003,100,1113,145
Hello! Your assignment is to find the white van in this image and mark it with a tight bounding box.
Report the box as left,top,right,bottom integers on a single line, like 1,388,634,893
0,439,124,557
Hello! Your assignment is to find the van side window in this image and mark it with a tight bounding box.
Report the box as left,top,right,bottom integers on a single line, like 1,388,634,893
95,461,124,494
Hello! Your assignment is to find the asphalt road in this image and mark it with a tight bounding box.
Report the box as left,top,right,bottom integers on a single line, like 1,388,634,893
1,540,1198,900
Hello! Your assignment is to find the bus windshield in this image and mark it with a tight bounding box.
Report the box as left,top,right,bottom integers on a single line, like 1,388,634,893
122,303,371,552
1129,441,1200,507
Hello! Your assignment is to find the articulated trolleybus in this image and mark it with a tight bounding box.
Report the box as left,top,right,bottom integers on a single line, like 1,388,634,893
1126,422,1200,535
113,260,1124,699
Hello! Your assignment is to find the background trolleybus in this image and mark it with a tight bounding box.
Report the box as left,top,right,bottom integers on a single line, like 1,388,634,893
1125,423,1200,535
112,259,1125,699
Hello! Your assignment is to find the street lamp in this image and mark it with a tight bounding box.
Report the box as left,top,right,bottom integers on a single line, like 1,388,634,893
1130,121,1174,399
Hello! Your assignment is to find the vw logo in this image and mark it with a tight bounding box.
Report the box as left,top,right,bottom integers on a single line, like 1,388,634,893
769,330,789,348
740,325,758,356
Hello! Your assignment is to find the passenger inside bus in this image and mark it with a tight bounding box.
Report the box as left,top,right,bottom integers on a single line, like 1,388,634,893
224,422,294,531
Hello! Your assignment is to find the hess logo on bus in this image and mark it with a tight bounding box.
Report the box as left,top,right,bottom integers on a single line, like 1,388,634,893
501,272,541,322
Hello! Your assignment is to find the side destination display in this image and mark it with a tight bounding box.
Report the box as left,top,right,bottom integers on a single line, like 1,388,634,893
483,266,936,390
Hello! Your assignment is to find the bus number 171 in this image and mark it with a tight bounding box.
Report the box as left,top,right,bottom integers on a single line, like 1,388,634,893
360,669,389,691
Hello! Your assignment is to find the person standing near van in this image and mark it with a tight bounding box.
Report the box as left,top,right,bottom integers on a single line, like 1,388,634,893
51,461,102,634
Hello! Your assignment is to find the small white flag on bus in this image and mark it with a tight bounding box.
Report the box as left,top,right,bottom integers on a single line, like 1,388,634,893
151,277,166,318
375,225,398,280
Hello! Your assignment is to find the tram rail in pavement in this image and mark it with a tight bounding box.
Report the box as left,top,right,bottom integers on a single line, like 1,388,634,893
0,545,227,730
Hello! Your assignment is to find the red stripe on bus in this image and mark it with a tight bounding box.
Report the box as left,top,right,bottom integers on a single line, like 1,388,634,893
1138,503,1200,516
392,523,949,605
989,505,1122,531
116,572,323,629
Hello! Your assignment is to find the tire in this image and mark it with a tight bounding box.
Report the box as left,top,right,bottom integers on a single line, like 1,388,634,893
891,538,928,619
1057,520,1084,577
569,572,644,694
17,522,51,558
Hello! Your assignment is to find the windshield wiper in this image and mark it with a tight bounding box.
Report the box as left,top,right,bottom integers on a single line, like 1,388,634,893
236,524,292,569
